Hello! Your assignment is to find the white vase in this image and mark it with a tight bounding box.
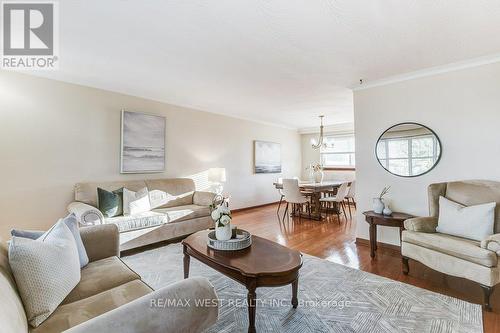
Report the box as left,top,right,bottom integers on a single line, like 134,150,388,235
215,222,232,241
373,198,384,214
314,171,324,183
383,204,393,216
308,168,315,182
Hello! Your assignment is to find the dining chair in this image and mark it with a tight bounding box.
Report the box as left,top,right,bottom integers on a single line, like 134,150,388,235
277,177,303,215
319,182,349,222
276,177,285,215
345,180,356,219
282,178,311,222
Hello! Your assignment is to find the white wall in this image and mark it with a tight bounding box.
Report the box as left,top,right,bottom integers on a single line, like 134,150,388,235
300,133,356,182
0,71,301,241
354,62,500,245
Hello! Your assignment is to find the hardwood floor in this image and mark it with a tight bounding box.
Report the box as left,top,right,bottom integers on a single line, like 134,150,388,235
232,203,499,332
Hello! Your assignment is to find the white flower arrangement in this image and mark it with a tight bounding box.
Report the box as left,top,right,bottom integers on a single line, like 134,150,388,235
210,196,232,228
306,163,323,172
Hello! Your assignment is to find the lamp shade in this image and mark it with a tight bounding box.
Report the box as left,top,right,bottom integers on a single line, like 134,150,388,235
208,168,226,183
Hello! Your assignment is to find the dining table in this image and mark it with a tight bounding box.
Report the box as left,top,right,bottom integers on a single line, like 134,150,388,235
273,180,346,220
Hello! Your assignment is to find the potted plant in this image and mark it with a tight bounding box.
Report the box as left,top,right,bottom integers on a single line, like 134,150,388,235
373,186,390,214
210,196,232,240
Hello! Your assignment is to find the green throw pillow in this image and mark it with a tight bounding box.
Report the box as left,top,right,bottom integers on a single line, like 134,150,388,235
97,187,123,218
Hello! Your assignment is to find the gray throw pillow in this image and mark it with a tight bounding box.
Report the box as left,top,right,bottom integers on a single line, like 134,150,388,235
9,220,81,327
10,229,44,239
60,214,89,267
10,213,89,268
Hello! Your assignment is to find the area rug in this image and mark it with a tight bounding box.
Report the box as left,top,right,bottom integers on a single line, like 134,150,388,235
122,243,483,333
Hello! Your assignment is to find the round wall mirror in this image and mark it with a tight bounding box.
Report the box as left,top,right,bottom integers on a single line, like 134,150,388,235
375,122,441,177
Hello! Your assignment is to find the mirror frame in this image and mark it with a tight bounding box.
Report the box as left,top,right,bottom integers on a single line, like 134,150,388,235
375,122,442,178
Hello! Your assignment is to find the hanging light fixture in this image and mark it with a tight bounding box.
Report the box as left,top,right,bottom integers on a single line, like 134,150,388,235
310,115,331,149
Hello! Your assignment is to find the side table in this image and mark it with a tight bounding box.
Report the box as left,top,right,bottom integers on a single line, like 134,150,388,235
362,210,414,258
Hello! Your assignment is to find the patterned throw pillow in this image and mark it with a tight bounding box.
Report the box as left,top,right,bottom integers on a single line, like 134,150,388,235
10,214,89,268
9,221,81,327
97,187,123,217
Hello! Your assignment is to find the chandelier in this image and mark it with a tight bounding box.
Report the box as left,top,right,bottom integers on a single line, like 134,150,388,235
310,115,331,149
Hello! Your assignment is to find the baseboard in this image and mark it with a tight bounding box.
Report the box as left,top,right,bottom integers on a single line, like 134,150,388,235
232,201,279,213
355,237,401,253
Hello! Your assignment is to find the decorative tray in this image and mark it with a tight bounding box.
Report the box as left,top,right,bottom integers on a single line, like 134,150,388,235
207,229,252,251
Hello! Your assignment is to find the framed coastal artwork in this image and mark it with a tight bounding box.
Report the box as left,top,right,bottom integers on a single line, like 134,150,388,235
120,110,166,173
254,140,281,174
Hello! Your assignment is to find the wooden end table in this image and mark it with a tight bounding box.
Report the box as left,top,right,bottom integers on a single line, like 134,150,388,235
182,230,303,333
362,210,414,258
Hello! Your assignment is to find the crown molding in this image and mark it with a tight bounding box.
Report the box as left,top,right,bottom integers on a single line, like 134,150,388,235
353,53,500,91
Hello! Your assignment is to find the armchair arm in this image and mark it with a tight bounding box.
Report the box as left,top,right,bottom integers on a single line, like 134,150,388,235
80,224,119,262
64,277,218,333
67,202,104,226
193,191,217,206
481,234,500,255
404,216,438,233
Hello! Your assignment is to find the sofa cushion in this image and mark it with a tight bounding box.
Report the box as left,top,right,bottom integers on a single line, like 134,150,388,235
402,231,497,267
146,178,195,209
31,280,152,333
105,211,169,233
62,257,140,305
153,204,210,224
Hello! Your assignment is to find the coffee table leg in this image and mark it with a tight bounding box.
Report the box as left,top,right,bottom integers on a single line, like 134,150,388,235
247,281,257,333
291,278,299,308
183,245,190,279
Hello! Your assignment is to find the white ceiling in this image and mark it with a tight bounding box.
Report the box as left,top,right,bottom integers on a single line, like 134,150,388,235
34,0,500,129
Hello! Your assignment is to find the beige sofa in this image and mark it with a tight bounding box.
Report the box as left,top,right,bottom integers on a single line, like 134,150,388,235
1,224,218,333
67,178,216,251
401,180,500,310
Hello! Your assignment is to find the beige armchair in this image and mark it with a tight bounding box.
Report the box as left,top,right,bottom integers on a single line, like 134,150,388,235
401,180,500,311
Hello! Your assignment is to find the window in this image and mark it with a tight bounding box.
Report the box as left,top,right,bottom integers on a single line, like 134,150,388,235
377,134,440,176
320,134,355,169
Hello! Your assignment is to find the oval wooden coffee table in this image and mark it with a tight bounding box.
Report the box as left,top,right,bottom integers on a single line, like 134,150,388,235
182,230,303,333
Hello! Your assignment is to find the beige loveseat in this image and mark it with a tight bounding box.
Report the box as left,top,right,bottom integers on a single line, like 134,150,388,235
1,224,218,333
401,180,500,310
67,178,216,251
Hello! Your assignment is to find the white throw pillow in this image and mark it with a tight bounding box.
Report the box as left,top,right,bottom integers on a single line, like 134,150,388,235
9,220,81,327
436,196,496,241
123,187,151,215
